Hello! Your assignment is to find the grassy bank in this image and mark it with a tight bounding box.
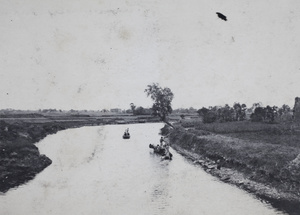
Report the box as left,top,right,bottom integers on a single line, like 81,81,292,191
0,120,68,192
168,122,300,215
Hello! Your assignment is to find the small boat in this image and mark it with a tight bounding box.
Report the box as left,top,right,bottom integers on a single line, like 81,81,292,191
123,133,130,139
149,144,172,160
123,128,130,139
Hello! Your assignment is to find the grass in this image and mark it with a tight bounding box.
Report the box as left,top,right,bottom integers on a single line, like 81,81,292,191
223,132,300,148
185,121,300,148
169,121,300,198
191,121,297,135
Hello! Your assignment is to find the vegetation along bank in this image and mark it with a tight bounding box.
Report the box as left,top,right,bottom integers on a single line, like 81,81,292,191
0,120,72,193
165,122,300,215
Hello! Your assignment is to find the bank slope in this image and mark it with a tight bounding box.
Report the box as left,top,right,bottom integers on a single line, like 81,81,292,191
169,126,300,215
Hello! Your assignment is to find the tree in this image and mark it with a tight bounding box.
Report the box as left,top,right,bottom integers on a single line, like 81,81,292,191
188,107,197,113
204,110,218,123
197,107,218,123
130,103,136,115
265,106,274,122
240,104,247,120
219,104,233,122
278,104,291,116
197,107,209,117
144,83,174,123
233,103,241,121
251,107,265,122
135,106,146,115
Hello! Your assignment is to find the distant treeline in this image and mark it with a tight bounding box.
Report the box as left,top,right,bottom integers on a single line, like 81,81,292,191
0,102,295,121
196,103,293,123
0,108,150,115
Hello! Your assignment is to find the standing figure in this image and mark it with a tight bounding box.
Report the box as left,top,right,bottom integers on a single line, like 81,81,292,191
160,137,165,147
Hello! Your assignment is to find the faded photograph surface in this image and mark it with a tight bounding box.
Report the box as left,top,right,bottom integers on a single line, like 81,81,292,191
0,0,300,215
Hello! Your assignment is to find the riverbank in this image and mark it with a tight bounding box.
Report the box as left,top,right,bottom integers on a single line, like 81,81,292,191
0,115,160,193
167,125,300,215
0,120,68,192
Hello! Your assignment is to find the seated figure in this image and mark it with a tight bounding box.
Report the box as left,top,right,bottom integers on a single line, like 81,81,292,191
149,143,173,160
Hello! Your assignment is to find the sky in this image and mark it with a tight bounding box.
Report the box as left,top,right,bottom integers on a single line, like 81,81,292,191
0,0,300,110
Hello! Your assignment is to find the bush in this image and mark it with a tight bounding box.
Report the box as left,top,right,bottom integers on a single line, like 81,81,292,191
203,111,217,123
160,124,171,136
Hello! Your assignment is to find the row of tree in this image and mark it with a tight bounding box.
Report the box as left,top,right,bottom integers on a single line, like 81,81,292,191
142,83,294,125
197,103,293,123
249,104,292,122
197,103,248,123
129,103,152,115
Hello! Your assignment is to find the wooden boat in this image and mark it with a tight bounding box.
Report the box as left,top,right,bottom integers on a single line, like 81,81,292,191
149,144,172,160
123,133,130,139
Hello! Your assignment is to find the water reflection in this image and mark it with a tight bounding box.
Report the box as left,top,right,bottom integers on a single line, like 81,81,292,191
0,123,288,215
150,161,171,215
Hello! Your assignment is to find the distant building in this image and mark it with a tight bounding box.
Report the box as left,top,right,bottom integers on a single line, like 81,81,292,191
110,108,122,113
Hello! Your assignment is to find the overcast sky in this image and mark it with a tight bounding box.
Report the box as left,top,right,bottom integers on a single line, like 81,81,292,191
0,0,299,110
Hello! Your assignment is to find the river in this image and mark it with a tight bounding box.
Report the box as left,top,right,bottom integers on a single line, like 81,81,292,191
0,123,287,215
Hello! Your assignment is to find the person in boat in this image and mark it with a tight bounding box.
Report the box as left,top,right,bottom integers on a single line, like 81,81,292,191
160,137,165,147
161,142,172,160
124,128,129,136
164,143,170,156
154,137,166,154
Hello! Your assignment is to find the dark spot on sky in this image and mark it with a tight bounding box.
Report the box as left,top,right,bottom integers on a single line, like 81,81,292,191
216,12,227,21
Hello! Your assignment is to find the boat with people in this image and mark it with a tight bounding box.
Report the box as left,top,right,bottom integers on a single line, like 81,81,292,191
123,128,130,139
149,143,173,160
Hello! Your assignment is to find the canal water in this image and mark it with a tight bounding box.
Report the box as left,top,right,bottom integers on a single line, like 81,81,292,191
0,123,287,215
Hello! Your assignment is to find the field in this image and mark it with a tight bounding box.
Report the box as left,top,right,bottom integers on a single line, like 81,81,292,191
168,119,300,214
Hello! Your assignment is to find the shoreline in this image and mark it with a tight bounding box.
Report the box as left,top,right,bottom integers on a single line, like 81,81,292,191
0,120,67,193
167,127,300,215
0,116,160,193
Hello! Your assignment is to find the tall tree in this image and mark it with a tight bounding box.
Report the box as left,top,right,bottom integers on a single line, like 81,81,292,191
241,104,247,120
197,107,209,117
251,106,265,122
233,102,242,121
135,106,146,115
130,103,136,115
144,83,174,123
